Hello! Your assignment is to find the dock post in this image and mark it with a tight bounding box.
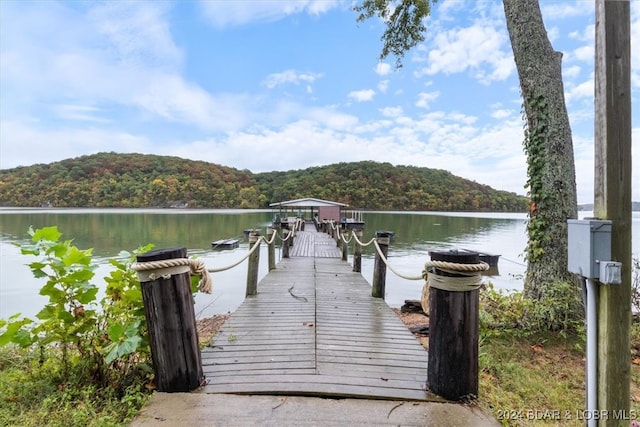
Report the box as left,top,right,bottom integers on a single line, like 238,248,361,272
353,229,362,273
246,230,261,296
136,247,203,392
282,229,290,258
427,250,481,401
340,228,348,261
267,227,276,271
371,231,392,298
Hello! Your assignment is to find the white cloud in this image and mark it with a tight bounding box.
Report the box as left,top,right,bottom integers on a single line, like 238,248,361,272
563,65,581,79
491,109,512,120
198,0,341,28
52,104,111,123
348,89,376,102
568,23,595,43
0,1,255,132
88,2,182,69
570,45,593,63
0,119,153,169
380,106,403,118
415,91,439,109
262,70,323,89
541,1,593,20
377,79,390,93
566,77,594,104
414,20,513,84
375,62,392,76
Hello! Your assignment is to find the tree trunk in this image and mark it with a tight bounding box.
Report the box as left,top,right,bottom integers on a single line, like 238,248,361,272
502,0,578,301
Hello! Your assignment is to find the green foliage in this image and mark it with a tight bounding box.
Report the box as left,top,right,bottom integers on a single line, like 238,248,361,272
354,0,435,68
522,93,550,264
632,255,640,314
100,246,154,367
0,153,529,212
0,227,161,425
0,227,157,392
256,161,528,212
0,345,150,426
480,282,584,339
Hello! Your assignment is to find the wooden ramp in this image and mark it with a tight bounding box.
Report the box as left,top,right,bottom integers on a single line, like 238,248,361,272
200,228,435,401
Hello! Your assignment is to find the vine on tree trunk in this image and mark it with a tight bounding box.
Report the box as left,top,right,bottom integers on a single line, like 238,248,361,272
523,93,550,263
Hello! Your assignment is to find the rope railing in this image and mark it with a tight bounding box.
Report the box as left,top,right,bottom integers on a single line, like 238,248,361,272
131,223,301,296
372,239,424,281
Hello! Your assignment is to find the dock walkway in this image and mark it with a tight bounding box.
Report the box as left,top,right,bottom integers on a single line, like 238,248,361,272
200,225,435,401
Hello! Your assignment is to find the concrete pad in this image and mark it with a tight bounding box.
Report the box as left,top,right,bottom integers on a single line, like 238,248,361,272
130,393,500,427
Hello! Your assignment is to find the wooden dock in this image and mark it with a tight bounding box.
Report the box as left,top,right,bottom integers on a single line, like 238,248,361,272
200,226,435,401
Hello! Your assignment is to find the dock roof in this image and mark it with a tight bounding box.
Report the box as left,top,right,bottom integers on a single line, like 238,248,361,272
269,197,348,208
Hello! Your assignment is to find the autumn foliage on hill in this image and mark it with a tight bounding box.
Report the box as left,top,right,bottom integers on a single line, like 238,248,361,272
0,153,528,211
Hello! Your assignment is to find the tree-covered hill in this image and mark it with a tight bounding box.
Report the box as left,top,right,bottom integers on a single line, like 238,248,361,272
255,161,527,211
0,152,528,211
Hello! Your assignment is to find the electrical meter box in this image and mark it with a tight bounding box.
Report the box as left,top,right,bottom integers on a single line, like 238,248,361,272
567,219,612,279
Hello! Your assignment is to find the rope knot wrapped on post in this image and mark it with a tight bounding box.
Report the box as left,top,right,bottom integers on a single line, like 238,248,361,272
420,259,489,314
421,260,489,292
131,258,213,294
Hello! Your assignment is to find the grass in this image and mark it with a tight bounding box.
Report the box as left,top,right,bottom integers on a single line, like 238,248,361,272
2,313,640,426
476,328,640,426
478,332,585,425
0,346,151,427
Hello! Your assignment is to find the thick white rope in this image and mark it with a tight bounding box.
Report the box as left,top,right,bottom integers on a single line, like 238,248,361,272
339,231,353,244
131,258,213,294
372,239,424,281
420,260,489,314
351,231,376,247
207,236,263,273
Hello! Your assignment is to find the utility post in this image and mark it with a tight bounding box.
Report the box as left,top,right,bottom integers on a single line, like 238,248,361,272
594,0,631,424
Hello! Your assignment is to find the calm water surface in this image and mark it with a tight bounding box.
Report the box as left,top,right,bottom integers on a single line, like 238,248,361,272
1,208,638,320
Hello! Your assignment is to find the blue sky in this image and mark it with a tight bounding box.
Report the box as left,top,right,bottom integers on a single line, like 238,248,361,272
1,1,638,204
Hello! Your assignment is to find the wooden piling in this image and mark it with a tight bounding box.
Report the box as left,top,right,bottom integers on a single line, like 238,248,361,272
137,247,203,392
427,250,480,401
371,231,391,299
246,231,260,296
282,229,290,259
353,229,362,273
341,228,348,261
267,227,276,271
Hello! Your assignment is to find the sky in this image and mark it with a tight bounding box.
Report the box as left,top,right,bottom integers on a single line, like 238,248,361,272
0,1,638,204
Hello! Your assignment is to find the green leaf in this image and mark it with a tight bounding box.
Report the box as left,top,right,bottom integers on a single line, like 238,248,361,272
108,323,124,341
31,226,62,243
36,305,56,320
62,246,91,266
119,335,141,355
76,287,99,304
39,282,66,302
0,318,32,346
63,269,95,284
103,342,120,364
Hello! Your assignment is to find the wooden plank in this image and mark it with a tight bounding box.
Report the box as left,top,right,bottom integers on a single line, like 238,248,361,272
200,239,432,401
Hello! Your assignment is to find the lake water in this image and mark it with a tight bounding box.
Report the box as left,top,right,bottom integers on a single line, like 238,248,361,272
1,208,638,320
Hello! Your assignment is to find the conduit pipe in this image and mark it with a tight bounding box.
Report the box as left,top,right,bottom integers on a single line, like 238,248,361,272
586,278,597,427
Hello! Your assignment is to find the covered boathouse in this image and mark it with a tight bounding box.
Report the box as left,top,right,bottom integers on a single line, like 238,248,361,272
269,197,348,223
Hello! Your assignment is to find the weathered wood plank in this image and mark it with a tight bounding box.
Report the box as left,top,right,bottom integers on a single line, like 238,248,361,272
200,227,431,401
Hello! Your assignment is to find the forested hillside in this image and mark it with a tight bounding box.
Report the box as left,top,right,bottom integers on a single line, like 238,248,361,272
255,161,526,211
0,153,528,211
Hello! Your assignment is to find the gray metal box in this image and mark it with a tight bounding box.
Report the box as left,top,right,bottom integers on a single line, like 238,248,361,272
567,219,612,279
